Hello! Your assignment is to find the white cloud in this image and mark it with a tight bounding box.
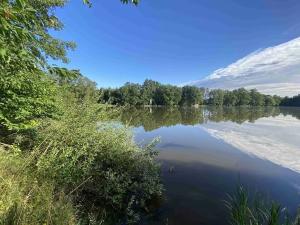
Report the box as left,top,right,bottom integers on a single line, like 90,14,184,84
202,115,300,174
190,37,300,97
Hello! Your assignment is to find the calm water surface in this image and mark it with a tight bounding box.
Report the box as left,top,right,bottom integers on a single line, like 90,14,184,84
121,107,300,225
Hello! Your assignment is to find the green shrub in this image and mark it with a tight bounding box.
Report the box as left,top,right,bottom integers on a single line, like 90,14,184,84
0,94,162,225
34,101,162,224
0,146,76,225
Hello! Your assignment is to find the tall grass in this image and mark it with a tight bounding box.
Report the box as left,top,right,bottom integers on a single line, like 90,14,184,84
225,186,300,225
0,97,162,224
0,146,76,225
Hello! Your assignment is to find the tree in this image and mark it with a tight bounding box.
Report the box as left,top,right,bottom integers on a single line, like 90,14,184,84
0,71,60,132
99,88,111,103
120,82,143,105
99,88,124,105
224,91,238,106
99,80,183,106
0,0,75,70
250,89,264,106
0,1,165,224
0,0,140,131
70,75,98,102
264,95,276,106
273,95,282,106
280,95,300,107
154,85,182,106
0,0,75,132
180,86,204,106
209,89,224,106
236,88,251,106
142,79,160,105
110,88,125,105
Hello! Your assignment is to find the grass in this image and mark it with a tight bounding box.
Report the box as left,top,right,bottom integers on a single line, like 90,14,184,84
0,145,76,225
225,186,300,225
0,101,163,224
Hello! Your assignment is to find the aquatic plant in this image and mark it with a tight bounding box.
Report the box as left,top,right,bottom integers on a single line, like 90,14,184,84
225,186,300,225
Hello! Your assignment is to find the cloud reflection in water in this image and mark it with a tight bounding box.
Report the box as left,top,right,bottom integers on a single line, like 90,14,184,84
202,115,300,173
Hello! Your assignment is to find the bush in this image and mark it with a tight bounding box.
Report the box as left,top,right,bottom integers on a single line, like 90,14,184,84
0,146,76,225
34,100,162,224
0,87,162,225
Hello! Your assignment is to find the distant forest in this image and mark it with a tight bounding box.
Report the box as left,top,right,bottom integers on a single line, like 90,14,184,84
99,79,300,107
281,94,300,107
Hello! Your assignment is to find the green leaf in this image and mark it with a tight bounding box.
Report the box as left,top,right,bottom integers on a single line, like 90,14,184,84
121,0,139,5
82,0,92,7
0,48,7,57
16,0,25,8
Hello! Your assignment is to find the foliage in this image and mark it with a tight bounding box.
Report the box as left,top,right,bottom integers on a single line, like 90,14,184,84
35,96,162,223
207,88,281,107
0,0,74,132
83,0,139,7
224,90,238,106
208,89,225,106
120,83,143,106
250,89,265,106
0,0,74,69
154,85,182,106
280,95,300,107
0,1,162,224
99,81,282,107
99,80,202,106
141,79,160,105
3,0,299,224
121,0,139,5
50,68,99,103
0,147,76,225
0,72,58,133
99,80,185,106
0,78,163,224
236,88,251,105
180,86,204,106
226,186,300,225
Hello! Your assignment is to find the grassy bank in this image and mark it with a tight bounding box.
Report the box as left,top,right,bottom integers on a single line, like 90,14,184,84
0,86,162,224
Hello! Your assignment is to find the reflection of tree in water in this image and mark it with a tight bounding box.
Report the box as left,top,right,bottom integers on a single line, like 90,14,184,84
204,106,281,124
179,107,204,125
121,107,182,131
279,107,300,120
120,107,299,131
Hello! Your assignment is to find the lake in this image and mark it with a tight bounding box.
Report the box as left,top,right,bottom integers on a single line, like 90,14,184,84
120,107,300,225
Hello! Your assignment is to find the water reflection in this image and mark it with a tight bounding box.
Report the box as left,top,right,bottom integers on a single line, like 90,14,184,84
120,106,300,131
202,114,300,173
120,107,300,225
121,106,300,173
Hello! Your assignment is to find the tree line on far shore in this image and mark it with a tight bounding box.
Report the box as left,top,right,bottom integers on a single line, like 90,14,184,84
98,79,299,107
280,94,300,107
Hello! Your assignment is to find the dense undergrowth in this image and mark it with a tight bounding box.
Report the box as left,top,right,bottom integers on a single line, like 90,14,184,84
0,84,162,224
0,147,76,225
0,1,162,224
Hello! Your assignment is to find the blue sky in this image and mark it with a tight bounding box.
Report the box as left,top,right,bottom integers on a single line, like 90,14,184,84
51,0,300,87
